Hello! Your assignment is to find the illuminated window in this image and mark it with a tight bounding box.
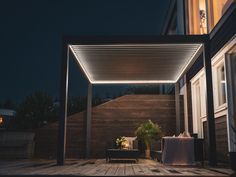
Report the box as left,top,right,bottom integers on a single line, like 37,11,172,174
187,0,208,34
186,0,233,34
207,0,232,31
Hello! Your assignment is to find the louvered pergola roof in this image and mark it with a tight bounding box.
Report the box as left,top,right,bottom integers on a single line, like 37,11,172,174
66,35,206,84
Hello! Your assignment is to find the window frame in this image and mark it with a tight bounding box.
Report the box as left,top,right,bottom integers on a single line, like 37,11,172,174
190,69,206,138
212,56,227,111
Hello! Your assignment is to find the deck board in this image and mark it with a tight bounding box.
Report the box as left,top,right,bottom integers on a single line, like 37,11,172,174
0,159,232,176
115,164,125,176
105,163,118,176
125,163,135,176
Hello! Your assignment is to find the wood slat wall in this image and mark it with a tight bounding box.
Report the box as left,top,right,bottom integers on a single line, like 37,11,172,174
90,95,178,158
35,94,182,159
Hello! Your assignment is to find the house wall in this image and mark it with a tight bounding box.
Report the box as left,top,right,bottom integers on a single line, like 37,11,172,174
186,3,236,164
35,94,182,159
203,115,229,163
160,0,236,165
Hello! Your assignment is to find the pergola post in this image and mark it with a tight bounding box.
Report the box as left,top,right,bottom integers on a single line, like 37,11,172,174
176,0,185,34
57,43,69,165
203,38,217,166
175,82,180,135
183,75,189,132
86,83,92,158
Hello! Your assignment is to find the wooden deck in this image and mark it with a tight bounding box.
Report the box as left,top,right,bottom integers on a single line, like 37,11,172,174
0,159,233,176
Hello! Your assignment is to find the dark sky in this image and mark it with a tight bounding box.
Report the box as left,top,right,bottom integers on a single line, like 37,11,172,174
0,0,171,103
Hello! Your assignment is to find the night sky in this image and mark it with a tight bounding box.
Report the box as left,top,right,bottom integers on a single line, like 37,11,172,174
0,0,171,103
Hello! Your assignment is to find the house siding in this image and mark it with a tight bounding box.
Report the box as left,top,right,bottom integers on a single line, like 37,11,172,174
203,115,229,163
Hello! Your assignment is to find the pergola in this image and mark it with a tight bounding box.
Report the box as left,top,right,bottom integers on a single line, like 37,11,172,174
57,35,217,166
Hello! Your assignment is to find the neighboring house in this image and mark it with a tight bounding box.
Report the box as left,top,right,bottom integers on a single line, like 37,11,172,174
0,109,16,129
162,0,236,164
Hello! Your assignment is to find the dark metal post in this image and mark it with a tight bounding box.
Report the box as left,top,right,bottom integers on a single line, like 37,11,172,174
57,42,69,165
175,82,180,135
86,83,92,158
176,0,186,34
203,38,217,166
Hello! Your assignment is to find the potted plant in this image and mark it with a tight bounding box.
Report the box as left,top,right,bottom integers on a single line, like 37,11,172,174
116,136,127,149
135,120,162,159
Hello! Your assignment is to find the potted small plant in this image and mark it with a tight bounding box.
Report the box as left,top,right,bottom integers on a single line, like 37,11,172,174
135,120,162,159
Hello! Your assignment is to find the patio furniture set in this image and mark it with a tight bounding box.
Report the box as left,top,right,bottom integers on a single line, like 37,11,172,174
106,135,204,166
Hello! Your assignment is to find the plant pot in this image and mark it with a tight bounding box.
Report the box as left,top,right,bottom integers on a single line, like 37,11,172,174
145,149,151,159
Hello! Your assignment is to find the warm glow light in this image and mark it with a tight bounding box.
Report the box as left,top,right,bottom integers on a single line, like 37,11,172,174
122,141,129,149
0,117,3,125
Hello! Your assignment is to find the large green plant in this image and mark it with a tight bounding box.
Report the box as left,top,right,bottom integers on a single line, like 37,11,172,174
135,120,162,152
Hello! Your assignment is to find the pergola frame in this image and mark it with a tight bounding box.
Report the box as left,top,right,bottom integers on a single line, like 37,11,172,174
57,35,217,166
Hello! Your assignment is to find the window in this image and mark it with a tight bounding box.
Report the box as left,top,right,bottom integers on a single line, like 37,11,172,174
187,0,208,34
213,57,227,110
191,70,206,138
207,0,232,31
186,0,233,34
216,62,226,106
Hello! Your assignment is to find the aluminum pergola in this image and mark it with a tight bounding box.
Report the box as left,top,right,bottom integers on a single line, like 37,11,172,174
58,35,217,166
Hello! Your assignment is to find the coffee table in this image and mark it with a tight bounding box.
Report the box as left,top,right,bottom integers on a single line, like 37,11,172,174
106,149,139,162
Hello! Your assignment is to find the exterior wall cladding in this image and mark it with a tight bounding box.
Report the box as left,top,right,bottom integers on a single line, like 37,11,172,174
186,4,236,163
35,95,184,158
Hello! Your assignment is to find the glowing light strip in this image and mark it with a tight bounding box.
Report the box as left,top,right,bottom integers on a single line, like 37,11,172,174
175,44,203,82
70,43,203,84
69,45,93,83
73,43,202,47
91,80,176,84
